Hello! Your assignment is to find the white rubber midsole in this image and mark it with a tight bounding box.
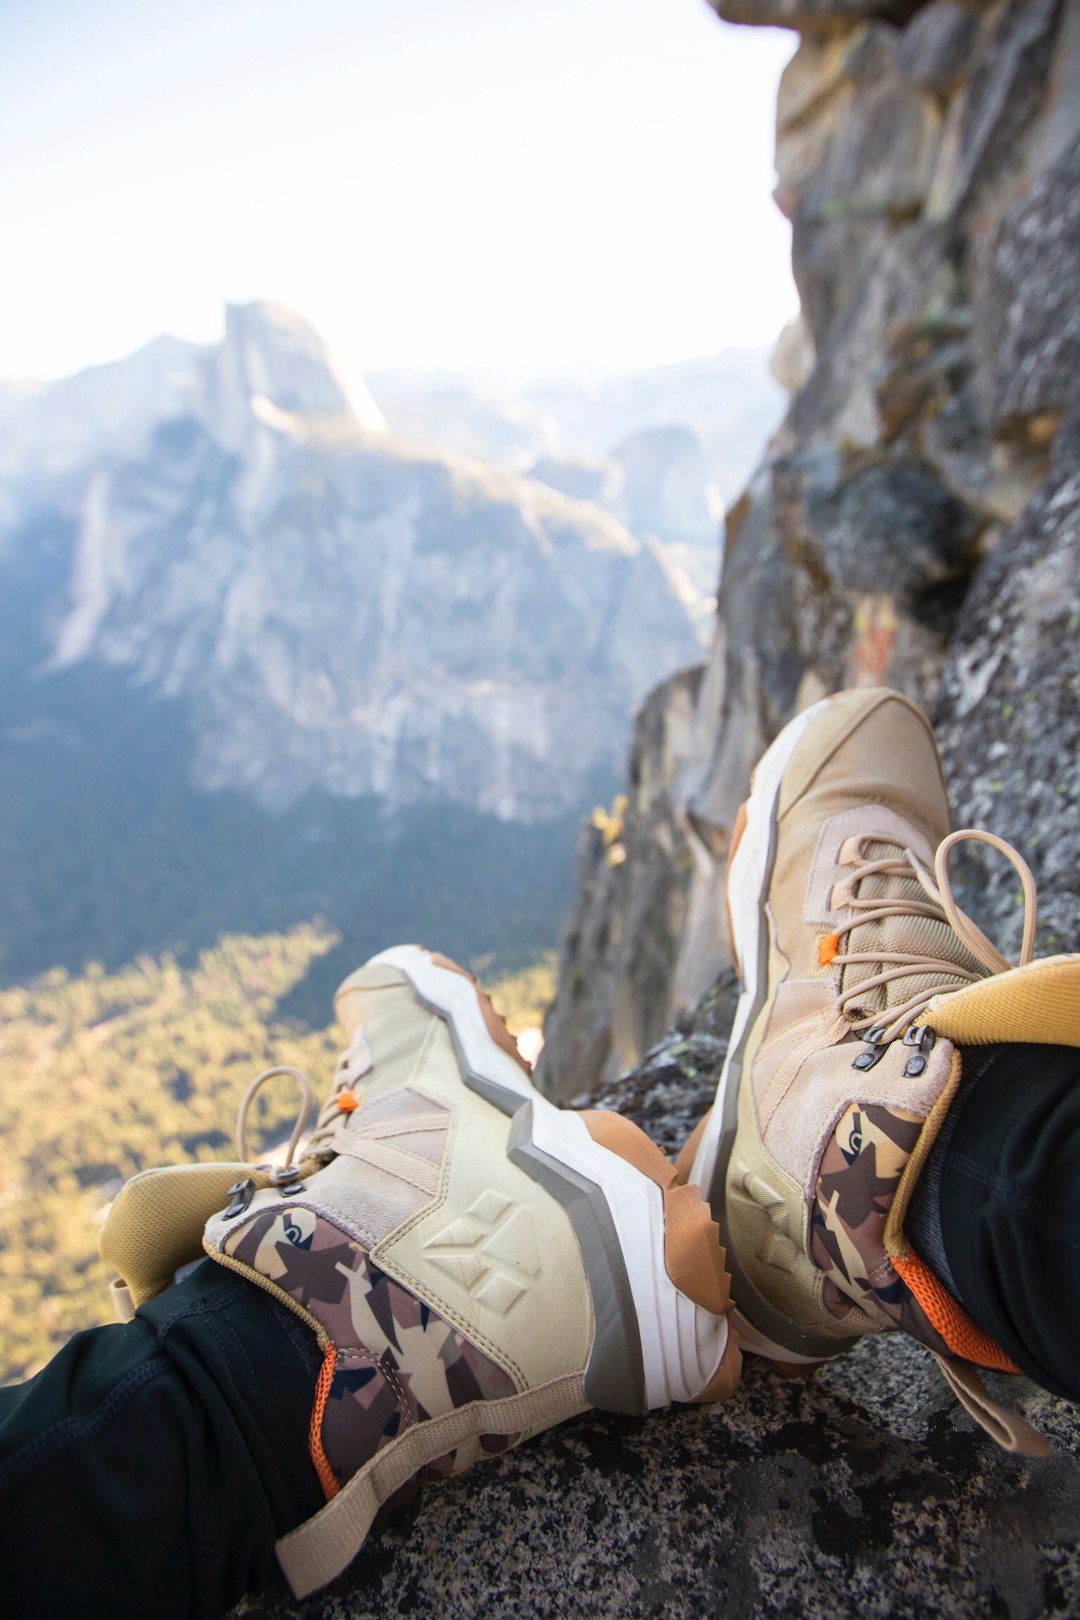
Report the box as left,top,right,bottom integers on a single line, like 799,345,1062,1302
688,697,834,1201
368,946,729,1408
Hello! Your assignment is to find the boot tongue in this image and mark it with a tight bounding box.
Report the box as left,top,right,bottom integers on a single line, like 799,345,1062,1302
839,840,989,1025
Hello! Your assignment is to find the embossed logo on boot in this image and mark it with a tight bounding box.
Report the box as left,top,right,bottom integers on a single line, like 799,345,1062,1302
739,1169,802,1274
422,1190,541,1314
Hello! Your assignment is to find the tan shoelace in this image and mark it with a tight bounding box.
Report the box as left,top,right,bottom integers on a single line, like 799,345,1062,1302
833,828,1039,1043
233,1044,366,1179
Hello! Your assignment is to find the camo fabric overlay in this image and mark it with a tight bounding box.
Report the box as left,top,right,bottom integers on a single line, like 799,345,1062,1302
222,1204,517,1486
810,1102,952,1357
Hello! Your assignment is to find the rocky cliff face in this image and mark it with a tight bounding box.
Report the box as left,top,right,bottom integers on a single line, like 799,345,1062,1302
539,0,1080,1098
2,303,699,821
537,665,707,1099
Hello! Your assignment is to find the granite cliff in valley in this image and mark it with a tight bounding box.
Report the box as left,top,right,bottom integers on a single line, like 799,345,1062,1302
0,303,732,995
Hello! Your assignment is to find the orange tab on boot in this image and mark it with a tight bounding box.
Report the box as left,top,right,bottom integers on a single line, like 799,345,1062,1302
818,932,840,968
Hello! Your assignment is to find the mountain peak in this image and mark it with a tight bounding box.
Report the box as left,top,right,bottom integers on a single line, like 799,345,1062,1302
205,301,384,447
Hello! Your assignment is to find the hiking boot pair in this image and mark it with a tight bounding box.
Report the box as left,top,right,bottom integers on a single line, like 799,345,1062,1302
100,947,738,1598
100,686,1079,1597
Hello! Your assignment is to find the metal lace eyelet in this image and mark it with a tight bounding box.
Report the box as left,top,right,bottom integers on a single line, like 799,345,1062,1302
269,1164,304,1187
901,1024,936,1076
852,1044,887,1071
223,1177,256,1219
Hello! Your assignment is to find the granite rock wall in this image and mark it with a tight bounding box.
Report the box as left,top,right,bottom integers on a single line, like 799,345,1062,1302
539,0,1080,1098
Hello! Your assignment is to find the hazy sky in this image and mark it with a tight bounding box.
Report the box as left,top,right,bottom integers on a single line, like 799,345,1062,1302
2,0,797,390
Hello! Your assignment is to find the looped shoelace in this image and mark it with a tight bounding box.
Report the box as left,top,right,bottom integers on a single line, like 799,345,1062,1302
834,827,1039,1044
234,1043,360,1173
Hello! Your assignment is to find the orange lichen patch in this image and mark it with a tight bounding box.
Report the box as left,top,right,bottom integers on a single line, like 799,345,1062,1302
673,1109,711,1186
309,1339,341,1501
336,1089,360,1112
847,593,899,688
894,1250,1020,1374
581,1109,733,1327
818,932,841,968
430,952,533,1075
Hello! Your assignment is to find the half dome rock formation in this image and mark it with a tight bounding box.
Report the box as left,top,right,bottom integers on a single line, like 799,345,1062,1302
2,302,699,822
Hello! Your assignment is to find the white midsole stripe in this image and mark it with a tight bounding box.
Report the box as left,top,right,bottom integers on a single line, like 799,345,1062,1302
688,697,833,1199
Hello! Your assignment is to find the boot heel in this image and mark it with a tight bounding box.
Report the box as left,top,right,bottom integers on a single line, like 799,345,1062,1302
580,1109,741,1403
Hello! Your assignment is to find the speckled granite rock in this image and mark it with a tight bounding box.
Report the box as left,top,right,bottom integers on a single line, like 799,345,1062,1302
236,1357,1080,1620
233,986,1080,1620
710,0,928,35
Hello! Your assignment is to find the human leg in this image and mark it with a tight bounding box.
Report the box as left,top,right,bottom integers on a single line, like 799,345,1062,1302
906,1041,1080,1400
0,1259,323,1620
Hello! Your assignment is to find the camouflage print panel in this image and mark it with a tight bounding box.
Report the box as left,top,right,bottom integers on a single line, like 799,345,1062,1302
222,1203,517,1487
810,1102,952,1358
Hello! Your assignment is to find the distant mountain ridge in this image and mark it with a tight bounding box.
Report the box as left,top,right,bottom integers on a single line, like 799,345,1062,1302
3,302,700,821
0,303,784,998
368,350,786,603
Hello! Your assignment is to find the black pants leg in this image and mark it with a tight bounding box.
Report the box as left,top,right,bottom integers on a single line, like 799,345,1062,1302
908,1042,1080,1400
0,1259,324,1620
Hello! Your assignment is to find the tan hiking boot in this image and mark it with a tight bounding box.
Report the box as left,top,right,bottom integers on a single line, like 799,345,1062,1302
102,946,739,1598
684,688,1080,1453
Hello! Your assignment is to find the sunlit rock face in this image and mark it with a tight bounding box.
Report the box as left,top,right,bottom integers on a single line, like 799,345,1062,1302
540,0,1080,1095
2,303,700,821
